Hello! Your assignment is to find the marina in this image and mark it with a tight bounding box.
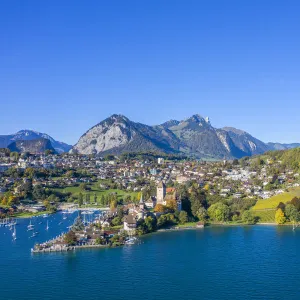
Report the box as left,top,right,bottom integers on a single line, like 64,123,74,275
0,209,140,255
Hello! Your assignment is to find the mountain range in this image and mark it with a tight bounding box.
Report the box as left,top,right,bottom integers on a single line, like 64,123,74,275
71,114,299,159
0,116,298,158
0,130,72,154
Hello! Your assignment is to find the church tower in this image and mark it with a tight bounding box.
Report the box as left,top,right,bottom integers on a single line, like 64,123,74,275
157,181,166,204
139,193,145,210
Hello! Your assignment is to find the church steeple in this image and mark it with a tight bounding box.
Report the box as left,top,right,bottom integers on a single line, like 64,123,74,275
139,193,144,209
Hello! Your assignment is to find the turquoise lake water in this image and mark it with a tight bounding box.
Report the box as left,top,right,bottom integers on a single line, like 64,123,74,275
1,213,300,300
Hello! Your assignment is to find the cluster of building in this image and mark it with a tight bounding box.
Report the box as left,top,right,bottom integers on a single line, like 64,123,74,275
0,153,299,205
123,181,181,234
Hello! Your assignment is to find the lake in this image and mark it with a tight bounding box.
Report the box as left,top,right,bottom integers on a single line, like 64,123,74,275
1,213,300,300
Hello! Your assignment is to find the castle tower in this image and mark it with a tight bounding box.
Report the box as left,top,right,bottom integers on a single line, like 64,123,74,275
157,181,166,204
139,193,145,210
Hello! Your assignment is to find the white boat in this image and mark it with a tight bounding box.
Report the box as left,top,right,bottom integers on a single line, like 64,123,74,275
46,221,49,231
27,220,34,231
125,237,139,245
30,231,39,238
12,225,16,240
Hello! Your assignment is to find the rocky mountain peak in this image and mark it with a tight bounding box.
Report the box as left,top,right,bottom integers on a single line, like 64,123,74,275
185,114,211,126
160,119,180,128
70,114,299,159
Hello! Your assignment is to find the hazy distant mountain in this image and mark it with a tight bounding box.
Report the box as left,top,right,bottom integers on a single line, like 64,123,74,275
0,130,71,153
7,138,56,154
267,142,300,151
72,114,296,159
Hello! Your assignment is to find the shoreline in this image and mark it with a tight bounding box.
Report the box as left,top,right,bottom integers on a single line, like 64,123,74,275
12,206,110,219
159,222,297,231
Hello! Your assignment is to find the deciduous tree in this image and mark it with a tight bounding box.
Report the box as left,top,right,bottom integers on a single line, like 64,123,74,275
208,202,230,222
242,210,256,225
179,211,188,224
154,204,166,213
275,208,286,224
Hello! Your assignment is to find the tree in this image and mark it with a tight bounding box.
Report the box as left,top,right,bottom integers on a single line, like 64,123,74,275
166,199,177,212
242,210,256,225
24,167,35,179
197,207,208,222
78,193,83,207
154,204,166,213
7,195,19,206
79,183,87,191
95,237,106,245
275,208,286,225
144,216,157,232
99,195,105,206
277,202,286,211
179,211,188,224
110,199,118,210
285,204,300,222
10,152,19,161
43,200,51,211
20,180,33,199
63,230,77,245
203,184,210,191
136,219,148,235
85,194,90,204
93,193,97,204
65,170,75,178
208,202,230,222
111,216,122,226
190,188,207,217
32,185,47,200
157,213,177,228
124,195,131,204
290,197,300,211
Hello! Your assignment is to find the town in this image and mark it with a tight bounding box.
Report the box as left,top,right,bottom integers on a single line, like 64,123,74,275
1,148,300,250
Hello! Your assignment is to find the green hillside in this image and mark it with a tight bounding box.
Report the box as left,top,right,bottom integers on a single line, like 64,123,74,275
253,188,300,210
251,187,300,222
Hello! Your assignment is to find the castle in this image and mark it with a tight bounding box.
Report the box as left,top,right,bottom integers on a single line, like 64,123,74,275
145,181,182,211
123,182,182,233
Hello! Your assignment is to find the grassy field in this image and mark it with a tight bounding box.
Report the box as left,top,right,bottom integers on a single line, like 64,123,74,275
176,222,199,228
12,210,52,219
250,187,300,223
252,209,276,223
53,181,139,202
253,188,300,210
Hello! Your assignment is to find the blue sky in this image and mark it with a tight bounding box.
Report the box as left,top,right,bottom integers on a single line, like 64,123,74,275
0,0,299,145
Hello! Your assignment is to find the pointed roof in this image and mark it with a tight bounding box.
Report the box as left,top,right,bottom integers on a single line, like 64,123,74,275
139,193,144,204
157,181,166,188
